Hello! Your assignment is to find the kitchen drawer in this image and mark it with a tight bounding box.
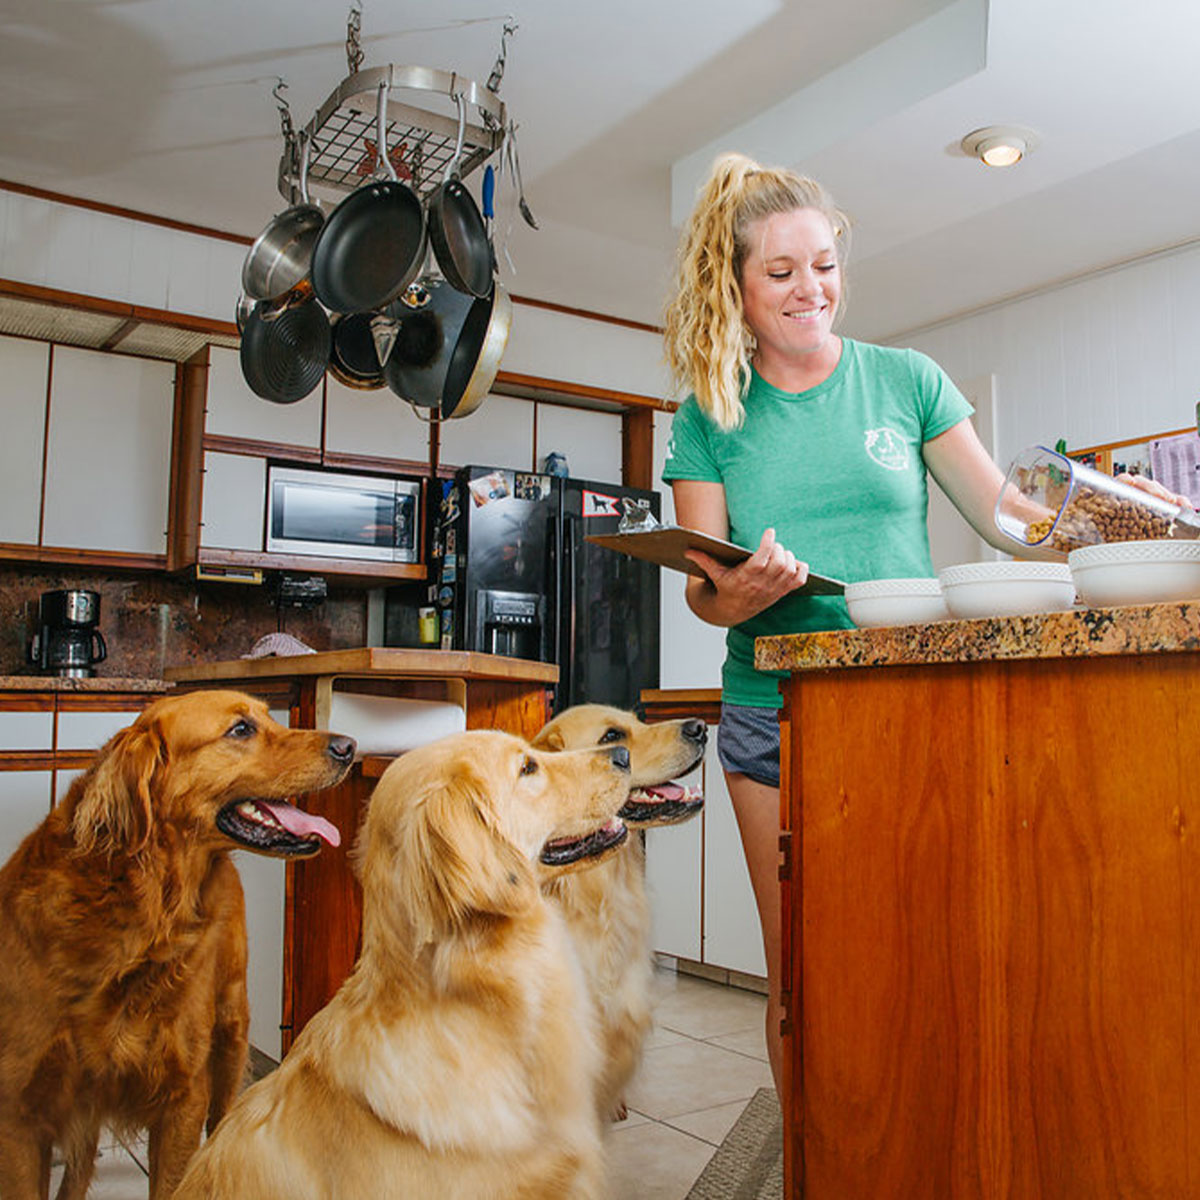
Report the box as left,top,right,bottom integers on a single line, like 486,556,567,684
0,769,52,865
0,709,54,753
57,708,142,752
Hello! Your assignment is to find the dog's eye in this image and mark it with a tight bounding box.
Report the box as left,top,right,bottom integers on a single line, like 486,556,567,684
599,728,625,745
226,718,256,740
519,756,538,776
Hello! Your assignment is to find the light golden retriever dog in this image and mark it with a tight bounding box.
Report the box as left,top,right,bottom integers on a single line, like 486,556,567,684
0,689,354,1200
173,728,632,1200
532,705,706,1122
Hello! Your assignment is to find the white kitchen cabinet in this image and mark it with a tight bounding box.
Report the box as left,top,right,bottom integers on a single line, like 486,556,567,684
206,345,322,448
645,812,703,962
0,770,52,866
439,392,535,471
0,335,49,546
323,374,430,462
232,704,291,1063
700,741,766,977
232,848,286,1062
200,451,266,551
57,708,144,751
643,712,766,979
0,709,53,753
42,345,174,556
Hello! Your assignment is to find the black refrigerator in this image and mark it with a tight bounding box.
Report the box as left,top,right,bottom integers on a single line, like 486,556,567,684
428,465,660,712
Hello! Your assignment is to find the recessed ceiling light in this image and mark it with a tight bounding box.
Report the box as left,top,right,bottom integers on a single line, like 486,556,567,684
961,125,1039,168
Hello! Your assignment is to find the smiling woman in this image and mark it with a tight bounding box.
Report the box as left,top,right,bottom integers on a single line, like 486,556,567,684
658,150,1039,1099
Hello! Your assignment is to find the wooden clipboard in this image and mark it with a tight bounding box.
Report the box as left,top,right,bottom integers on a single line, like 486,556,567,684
586,526,845,594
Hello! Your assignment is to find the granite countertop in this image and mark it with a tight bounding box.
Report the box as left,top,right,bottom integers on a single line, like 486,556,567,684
0,675,173,693
755,601,1200,674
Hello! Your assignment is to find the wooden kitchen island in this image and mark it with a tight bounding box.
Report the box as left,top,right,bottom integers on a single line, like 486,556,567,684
755,603,1200,1199
164,648,557,1053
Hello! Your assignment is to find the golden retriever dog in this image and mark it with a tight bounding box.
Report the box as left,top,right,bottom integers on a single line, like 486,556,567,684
0,689,355,1200
532,705,706,1122
173,729,632,1200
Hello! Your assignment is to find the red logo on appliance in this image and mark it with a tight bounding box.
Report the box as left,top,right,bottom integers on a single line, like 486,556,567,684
582,490,621,518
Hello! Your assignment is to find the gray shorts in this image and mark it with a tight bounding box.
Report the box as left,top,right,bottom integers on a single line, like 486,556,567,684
716,703,780,788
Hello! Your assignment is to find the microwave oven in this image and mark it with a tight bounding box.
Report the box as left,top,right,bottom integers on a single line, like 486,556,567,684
265,466,421,563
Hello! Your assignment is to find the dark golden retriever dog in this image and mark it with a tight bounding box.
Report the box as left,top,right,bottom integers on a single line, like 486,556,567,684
174,729,631,1200
532,704,706,1121
0,689,355,1200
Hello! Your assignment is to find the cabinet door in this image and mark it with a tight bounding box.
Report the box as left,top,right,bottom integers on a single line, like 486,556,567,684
0,770,52,866
645,746,704,961
42,345,174,555
0,335,49,546
206,345,322,448
0,708,54,752
701,739,767,977
324,375,429,462
535,404,622,484
57,708,144,751
200,451,266,551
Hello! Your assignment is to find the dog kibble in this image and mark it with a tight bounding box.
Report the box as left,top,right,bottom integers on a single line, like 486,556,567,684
1025,483,1174,550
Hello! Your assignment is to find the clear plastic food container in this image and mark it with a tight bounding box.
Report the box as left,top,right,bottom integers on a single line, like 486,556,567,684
995,445,1183,552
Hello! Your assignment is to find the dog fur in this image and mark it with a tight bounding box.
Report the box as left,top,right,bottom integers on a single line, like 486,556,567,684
173,729,632,1200
0,689,354,1200
532,705,706,1122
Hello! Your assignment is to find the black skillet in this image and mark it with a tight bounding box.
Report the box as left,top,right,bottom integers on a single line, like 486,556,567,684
426,92,494,299
239,291,331,404
328,311,386,390
309,78,426,314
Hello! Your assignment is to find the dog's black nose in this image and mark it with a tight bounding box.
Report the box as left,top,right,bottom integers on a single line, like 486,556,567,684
609,745,630,772
682,719,707,745
327,735,357,765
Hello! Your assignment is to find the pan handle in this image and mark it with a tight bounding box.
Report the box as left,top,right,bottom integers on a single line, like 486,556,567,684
445,90,466,183
376,78,398,182
298,126,314,205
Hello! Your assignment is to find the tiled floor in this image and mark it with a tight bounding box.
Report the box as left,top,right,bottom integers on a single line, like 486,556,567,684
52,966,771,1199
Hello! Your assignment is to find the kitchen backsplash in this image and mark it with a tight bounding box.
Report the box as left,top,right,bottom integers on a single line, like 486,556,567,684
0,563,367,678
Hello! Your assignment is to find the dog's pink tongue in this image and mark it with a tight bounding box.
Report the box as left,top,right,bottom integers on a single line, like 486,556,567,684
646,783,685,801
261,801,341,848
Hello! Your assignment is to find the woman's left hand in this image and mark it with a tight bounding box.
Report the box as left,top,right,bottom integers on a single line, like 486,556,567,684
1116,472,1194,510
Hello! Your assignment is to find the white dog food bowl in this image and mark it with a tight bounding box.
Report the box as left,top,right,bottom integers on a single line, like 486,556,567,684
1068,539,1200,607
937,561,1076,619
844,578,949,628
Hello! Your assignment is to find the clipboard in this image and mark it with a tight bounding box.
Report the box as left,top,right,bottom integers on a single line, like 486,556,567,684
586,526,845,594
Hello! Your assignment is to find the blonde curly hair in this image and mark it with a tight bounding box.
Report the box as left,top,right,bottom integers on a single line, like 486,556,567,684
663,153,850,430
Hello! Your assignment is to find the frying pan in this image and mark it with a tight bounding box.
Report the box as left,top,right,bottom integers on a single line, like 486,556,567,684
328,311,386,390
241,131,325,302
427,93,494,299
441,282,512,419
310,79,426,314
384,278,474,409
239,292,331,404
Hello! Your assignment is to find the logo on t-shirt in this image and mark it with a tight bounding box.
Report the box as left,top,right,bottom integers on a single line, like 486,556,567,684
864,427,909,471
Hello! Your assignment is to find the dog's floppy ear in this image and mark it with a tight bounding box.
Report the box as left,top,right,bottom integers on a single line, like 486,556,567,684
72,720,166,856
402,779,536,941
530,725,564,751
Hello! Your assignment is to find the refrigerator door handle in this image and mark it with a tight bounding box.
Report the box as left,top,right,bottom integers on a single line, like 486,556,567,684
560,512,577,708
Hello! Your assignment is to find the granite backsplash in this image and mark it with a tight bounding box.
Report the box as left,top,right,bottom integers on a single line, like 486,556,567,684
0,562,369,680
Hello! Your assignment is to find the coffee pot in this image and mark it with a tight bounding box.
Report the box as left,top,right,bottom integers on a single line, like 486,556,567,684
29,589,108,678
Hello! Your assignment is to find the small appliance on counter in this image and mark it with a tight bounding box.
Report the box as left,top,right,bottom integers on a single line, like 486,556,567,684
29,589,108,678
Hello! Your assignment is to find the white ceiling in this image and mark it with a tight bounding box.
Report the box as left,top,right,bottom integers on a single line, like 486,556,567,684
3,0,1200,342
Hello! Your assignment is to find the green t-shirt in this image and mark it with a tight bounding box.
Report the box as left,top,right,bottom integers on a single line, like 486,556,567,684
661,338,973,707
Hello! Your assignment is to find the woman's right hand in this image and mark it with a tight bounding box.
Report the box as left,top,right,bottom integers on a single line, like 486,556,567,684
684,527,810,627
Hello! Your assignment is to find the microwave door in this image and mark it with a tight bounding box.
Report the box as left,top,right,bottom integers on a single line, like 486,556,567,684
267,474,396,561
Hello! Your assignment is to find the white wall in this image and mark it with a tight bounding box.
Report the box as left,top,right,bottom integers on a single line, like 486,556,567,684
884,241,1200,467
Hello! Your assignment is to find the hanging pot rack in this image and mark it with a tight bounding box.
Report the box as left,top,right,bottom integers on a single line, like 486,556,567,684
278,64,506,208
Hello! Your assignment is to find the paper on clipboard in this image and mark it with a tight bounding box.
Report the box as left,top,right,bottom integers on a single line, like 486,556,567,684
585,526,845,594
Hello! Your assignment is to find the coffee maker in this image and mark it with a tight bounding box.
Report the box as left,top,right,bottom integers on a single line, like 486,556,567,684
29,590,108,678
